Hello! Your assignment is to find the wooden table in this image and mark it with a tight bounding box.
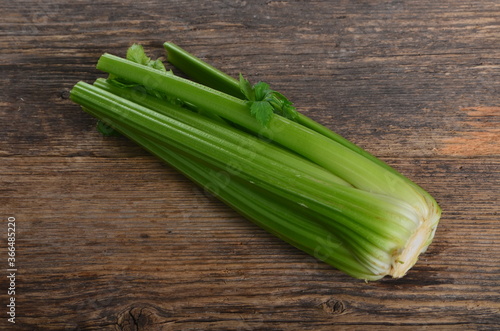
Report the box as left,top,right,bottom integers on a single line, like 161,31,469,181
2,0,499,329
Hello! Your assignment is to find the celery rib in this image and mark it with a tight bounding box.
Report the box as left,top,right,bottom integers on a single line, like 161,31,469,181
69,44,442,280
71,81,435,278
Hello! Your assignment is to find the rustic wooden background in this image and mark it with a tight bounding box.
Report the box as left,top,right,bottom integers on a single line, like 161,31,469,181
1,0,499,330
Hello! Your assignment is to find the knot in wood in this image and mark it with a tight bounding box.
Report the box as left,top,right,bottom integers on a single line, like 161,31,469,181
60,90,70,100
321,298,346,315
116,304,172,330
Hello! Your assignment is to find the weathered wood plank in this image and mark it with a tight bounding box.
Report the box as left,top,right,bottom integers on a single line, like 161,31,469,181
1,0,499,329
1,1,499,158
1,156,499,329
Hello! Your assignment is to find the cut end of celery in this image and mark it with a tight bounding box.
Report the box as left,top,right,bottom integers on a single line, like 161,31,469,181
389,206,441,278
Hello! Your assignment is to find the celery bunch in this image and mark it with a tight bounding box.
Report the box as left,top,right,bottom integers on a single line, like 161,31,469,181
70,43,441,280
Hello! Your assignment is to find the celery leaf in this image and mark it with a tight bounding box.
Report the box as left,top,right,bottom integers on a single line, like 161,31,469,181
239,74,298,126
250,101,274,126
126,44,150,65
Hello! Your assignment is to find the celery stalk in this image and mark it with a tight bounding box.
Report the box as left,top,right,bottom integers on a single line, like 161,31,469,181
69,44,442,279
71,78,440,279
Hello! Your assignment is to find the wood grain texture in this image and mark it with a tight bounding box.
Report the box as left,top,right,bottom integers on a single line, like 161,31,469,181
1,0,499,330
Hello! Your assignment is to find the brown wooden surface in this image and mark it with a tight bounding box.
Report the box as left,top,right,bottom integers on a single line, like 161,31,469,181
1,0,499,330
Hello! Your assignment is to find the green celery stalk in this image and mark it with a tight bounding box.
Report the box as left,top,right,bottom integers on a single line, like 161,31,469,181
70,44,442,279
71,81,432,277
